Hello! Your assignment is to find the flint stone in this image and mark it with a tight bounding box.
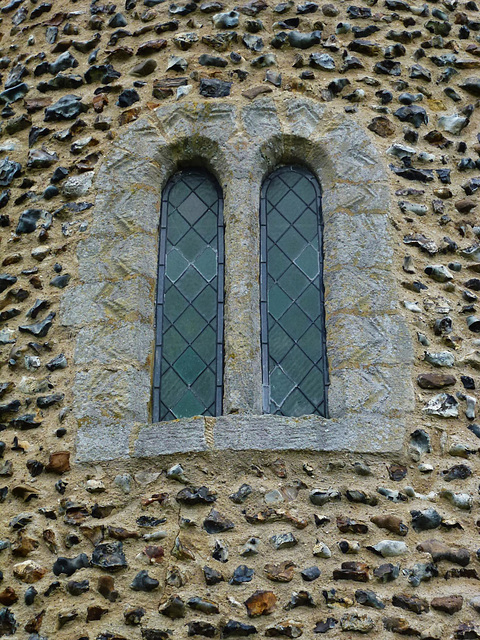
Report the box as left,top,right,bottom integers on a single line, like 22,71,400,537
91,542,128,571
44,95,88,121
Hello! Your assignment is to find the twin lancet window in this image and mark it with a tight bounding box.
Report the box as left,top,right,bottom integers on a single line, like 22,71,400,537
152,166,328,423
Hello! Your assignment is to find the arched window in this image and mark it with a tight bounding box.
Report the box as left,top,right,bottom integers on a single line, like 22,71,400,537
260,166,328,417
152,169,224,422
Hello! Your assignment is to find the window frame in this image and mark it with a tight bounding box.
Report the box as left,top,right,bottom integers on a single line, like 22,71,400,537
152,168,225,422
260,164,329,417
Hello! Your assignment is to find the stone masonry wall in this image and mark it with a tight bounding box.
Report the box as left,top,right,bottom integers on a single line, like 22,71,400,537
0,0,480,636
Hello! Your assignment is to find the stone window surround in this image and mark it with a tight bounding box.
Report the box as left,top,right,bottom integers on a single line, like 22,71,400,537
60,97,415,462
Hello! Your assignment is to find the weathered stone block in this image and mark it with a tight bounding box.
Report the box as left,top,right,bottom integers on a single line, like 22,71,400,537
134,419,208,456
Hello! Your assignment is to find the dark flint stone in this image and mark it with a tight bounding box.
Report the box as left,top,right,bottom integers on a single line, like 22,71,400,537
5,114,30,134
124,607,146,625
9,415,42,429
222,620,257,636
44,95,88,121
0,157,21,186
309,53,335,69
169,1,196,14
66,579,89,596
288,30,321,48
24,586,37,605
50,274,71,289
297,1,317,12
229,483,252,503
159,596,186,619
176,486,217,505
37,74,84,92
109,12,127,27
313,617,337,633
0,83,29,105
0,400,20,415
355,589,385,609
44,185,58,200
390,165,434,182
270,32,288,48
85,64,121,84
230,565,254,584
347,4,371,17
49,52,78,75
203,566,224,584
301,566,321,581
406,562,438,587
348,39,381,55
187,621,216,637
51,167,69,184
392,593,429,614
187,596,219,614
388,464,407,481
19,312,55,337
374,563,399,582
468,423,480,438
0,608,17,635
46,354,67,371
155,19,179,32
285,590,315,609
394,105,428,127
130,570,159,591
442,464,472,481
203,509,234,534
0,274,17,293
337,516,368,534
199,54,228,67
242,34,263,51
16,209,47,234
116,88,140,107
26,460,44,477
0,190,10,209
27,149,58,169
53,553,89,577
353,24,380,37
91,542,128,572
0,308,19,322
137,515,166,527
200,78,232,97
460,77,480,96
72,34,101,53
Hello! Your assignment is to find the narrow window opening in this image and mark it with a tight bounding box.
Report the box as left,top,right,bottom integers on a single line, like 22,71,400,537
260,165,329,417
152,169,224,422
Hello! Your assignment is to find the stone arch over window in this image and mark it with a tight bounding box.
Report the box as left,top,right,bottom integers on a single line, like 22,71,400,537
60,98,414,462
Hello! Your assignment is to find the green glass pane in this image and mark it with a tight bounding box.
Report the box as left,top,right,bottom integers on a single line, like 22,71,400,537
268,284,292,320
277,263,309,299
299,366,325,406
163,287,189,323
267,245,291,281
269,322,294,361
295,244,319,279
191,368,215,406
177,229,206,262
281,346,313,382
159,367,185,408
192,325,216,363
178,191,209,225
267,211,290,243
281,304,311,340
297,284,320,321
194,179,219,208
195,246,217,281
278,227,307,261
169,181,191,209
270,366,295,406
166,248,188,282
281,387,315,417
167,211,189,245
172,389,205,419
297,324,322,355
175,306,205,343
195,210,217,244
174,346,206,384
275,189,307,223
193,284,217,322
162,326,188,365
294,209,318,242
176,268,206,300
267,178,290,207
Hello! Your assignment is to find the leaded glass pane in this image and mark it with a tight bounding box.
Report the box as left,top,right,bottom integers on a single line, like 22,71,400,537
260,165,328,417
153,170,224,422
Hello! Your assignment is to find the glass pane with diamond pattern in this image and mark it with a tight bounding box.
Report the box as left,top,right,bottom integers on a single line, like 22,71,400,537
261,166,328,417
153,170,223,422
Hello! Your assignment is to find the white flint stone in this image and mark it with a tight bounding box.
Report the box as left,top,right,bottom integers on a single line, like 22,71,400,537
370,540,408,557
423,393,459,417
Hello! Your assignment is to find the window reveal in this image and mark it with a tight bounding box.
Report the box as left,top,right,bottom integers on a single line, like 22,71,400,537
260,166,329,417
152,170,224,422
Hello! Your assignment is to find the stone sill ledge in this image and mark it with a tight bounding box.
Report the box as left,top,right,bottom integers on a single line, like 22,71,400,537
76,413,407,462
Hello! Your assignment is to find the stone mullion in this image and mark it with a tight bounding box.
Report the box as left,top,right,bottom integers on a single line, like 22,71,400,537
222,177,263,415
